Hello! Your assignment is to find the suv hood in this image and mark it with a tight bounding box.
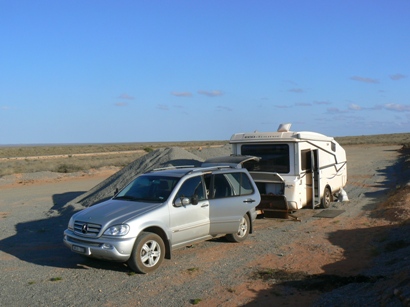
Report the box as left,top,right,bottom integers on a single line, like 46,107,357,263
73,199,164,226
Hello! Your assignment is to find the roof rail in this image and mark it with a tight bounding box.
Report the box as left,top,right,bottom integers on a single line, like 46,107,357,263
150,165,196,172
189,165,235,173
149,164,236,175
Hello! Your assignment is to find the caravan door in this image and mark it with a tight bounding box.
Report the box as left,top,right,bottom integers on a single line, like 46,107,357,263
301,149,319,208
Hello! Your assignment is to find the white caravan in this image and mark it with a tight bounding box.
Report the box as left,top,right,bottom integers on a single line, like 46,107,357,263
229,123,347,214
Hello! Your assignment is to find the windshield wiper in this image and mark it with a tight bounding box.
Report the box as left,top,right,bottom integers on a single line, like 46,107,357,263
114,195,142,201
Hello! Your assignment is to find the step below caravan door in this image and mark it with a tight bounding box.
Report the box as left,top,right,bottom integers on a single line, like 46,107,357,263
249,172,288,218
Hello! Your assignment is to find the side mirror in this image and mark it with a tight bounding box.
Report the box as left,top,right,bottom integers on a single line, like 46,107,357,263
191,194,199,205
174,197,190,207
114,188,119,197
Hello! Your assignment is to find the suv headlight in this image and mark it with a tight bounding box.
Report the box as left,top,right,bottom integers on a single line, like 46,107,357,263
103,224,130,236
68,217,74,230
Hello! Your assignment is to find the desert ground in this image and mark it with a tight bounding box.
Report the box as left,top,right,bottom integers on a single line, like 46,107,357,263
1,137,410,306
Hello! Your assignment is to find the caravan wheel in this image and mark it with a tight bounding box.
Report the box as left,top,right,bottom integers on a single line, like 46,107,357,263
321,187,333,208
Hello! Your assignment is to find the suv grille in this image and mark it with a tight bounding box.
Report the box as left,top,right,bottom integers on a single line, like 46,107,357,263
74,221,102,237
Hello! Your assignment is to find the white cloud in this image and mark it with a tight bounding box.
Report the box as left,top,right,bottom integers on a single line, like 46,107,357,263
326,107,348,114
282,80,299,86
157,104,169,110
295,102,311,106
384,103,410,112
118,93,134,100
288,88,305,93
390,73,406,81
350,76,379,84
349,103,362,111
1,106,10,110
171,91,192,97
197,90,224,97
314,101,331,105
216,106,232,111
115,102,128,107
368,104,384,111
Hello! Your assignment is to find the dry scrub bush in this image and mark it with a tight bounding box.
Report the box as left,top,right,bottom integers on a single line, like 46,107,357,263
0,153,145,177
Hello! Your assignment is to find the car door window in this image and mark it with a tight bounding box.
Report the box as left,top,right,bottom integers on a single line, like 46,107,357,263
226,172,254,196
211,172,254,198
212,174,233,198
174,176,206,202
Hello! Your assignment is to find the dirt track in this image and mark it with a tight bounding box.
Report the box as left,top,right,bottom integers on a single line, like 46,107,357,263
0,150,145,161
0,144,408,306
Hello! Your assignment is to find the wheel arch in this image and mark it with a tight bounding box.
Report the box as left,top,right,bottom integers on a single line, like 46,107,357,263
142,226,171,260
324,184,333,198
247,211,254,234
320,184,333,208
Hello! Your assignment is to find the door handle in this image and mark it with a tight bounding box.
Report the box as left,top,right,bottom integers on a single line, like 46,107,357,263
201,204,209,208
243,200,255,203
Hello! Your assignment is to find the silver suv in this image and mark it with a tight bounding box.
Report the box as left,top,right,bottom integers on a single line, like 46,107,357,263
63,161,261,273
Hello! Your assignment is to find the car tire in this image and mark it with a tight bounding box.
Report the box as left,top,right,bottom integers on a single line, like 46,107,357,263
127,232,165,274
226,214,250,243
321,187,333,208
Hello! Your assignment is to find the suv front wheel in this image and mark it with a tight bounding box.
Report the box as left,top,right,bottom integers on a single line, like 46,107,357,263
128,232,165,274
226,214,250,243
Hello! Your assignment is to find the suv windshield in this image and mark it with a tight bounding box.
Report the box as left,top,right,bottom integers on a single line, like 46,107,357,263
115,175,180,203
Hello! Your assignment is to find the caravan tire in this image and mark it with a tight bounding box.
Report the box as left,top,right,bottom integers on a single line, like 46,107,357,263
321,187,333,208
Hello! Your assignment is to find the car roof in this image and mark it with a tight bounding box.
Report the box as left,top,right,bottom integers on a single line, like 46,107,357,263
145,163,245,178
146,167,197,178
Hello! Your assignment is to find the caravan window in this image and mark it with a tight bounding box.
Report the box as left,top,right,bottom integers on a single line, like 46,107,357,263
240,144,290,173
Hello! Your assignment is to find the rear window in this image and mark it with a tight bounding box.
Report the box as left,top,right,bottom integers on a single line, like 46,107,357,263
241,144,290,173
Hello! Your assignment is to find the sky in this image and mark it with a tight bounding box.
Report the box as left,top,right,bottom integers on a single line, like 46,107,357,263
1,1,410,144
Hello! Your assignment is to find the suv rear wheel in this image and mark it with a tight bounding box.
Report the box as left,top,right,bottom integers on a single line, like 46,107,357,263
128,232,165,274
226,214,250,243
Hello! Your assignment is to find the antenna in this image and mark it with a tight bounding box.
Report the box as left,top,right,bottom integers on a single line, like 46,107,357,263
277,123,291,132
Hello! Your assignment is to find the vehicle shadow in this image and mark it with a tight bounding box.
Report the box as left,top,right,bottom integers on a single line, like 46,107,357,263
0,191,129,272
242,222,410,307
242,146,410,306
342,147,408,218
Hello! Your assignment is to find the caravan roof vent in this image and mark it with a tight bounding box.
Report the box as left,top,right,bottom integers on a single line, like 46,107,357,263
277,123,291,132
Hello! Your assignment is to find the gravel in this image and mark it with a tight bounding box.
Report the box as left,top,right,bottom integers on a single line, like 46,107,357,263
1,144,409,306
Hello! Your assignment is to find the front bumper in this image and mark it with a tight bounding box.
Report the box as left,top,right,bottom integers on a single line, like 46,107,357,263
63,229,135,262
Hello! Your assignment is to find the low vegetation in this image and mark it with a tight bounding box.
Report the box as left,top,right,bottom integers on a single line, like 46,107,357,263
335,132,410,146
1,133,409,177
0,141,225,177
